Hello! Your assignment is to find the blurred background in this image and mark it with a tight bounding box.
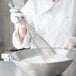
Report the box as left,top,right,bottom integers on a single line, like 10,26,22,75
0,0,76,76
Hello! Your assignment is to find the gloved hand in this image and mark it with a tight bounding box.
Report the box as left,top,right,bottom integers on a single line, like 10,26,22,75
65,37,76,49
9,7,24,24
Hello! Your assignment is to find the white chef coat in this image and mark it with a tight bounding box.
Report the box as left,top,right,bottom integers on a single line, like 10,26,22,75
13,0,75,49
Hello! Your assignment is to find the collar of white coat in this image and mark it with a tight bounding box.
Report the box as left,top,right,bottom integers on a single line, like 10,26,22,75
34,0,58,15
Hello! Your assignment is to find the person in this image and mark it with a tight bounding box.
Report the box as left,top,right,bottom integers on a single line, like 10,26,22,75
10,0,76,76
10,0,76,50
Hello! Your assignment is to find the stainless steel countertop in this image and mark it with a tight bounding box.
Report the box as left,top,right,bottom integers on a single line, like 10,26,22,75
0,61,15,76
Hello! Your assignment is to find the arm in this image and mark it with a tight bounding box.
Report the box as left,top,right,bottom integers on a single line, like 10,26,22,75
10,0,34,49
18,26,27,43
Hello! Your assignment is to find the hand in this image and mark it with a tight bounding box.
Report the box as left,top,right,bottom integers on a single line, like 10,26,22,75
65,37,76,49
9,7,24,24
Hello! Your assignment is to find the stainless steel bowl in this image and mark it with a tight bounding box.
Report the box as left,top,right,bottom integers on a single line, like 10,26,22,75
10,48,73,76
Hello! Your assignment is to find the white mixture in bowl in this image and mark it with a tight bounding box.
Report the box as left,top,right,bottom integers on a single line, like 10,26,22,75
21,54,71,63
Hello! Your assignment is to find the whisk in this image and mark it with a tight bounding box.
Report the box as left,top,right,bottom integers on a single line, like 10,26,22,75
8,2,56,62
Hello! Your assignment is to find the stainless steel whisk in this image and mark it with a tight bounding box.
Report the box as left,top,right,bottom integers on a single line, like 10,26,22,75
8,2,56,62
